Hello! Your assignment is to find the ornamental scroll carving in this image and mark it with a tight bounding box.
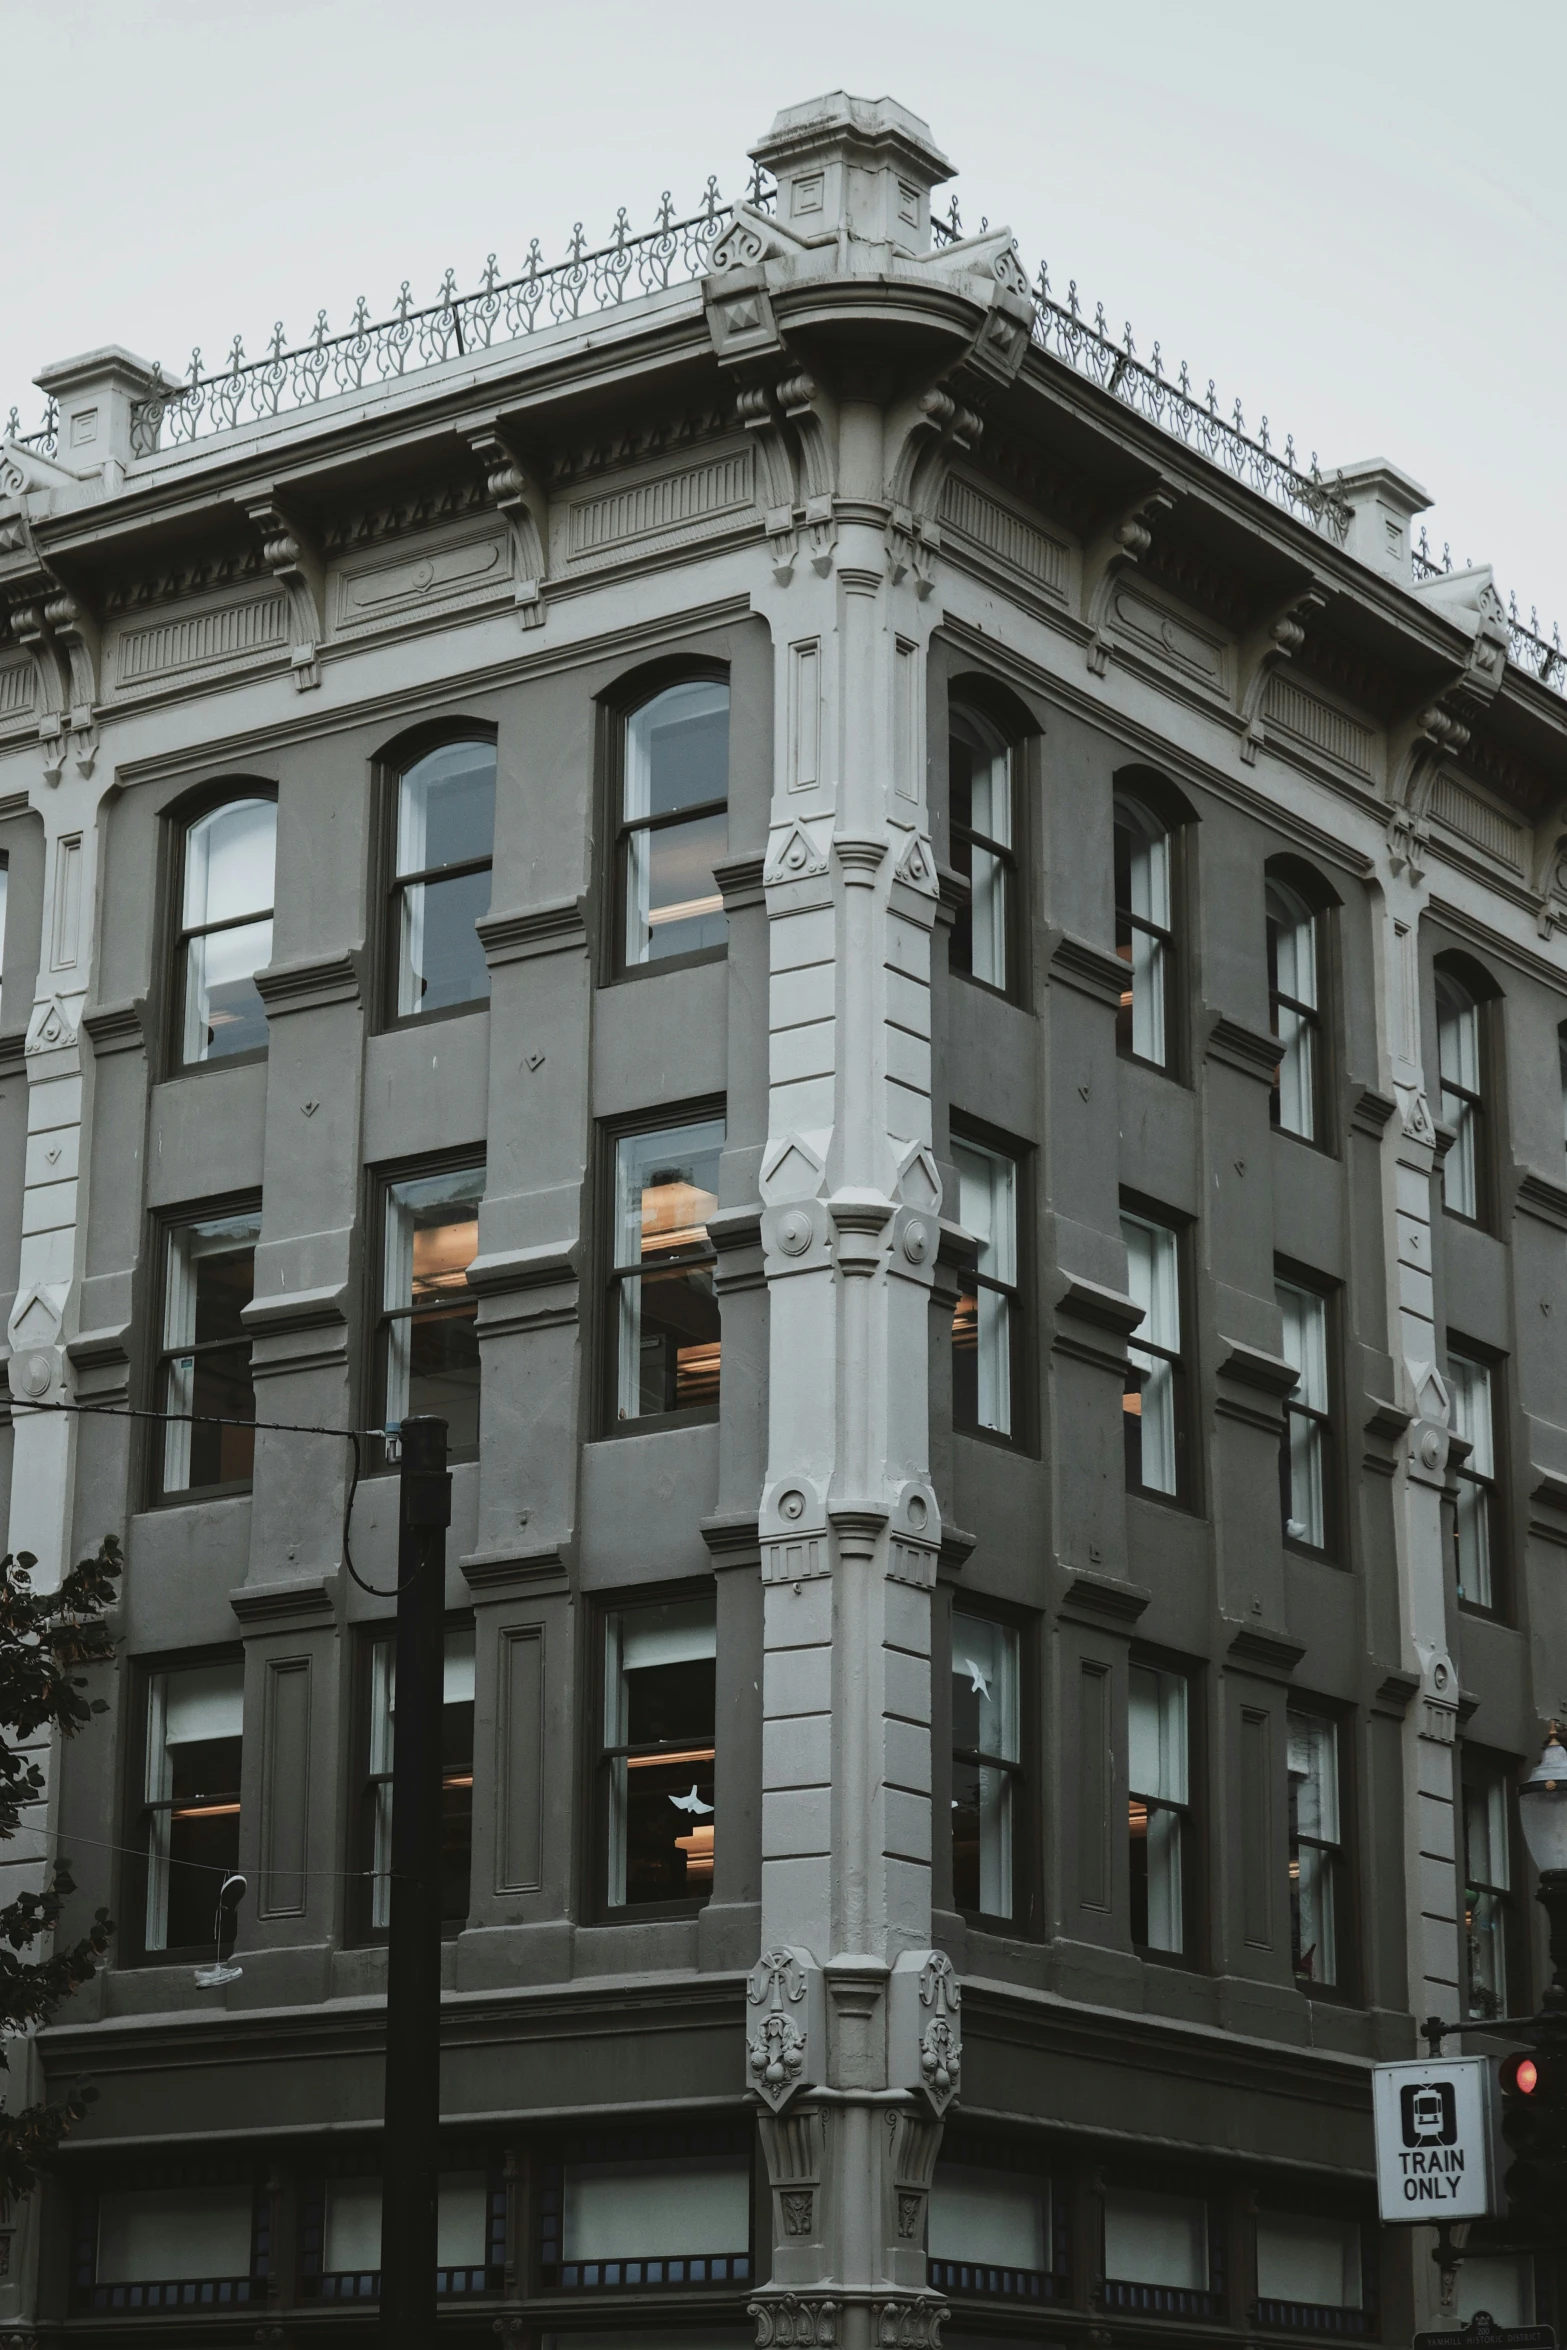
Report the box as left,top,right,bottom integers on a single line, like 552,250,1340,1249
750,2295,840,2348
747,1947,809,2111
916,1952,961,2116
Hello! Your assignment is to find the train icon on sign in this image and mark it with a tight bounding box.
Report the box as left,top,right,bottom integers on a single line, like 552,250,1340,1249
1401,2082,1458,2148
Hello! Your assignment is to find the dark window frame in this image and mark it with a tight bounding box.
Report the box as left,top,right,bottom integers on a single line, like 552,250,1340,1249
1251,2188,1378,2337
364,1148,486,1473
1445,1334,1509,1620
1432,952,1502,1231
927,2127,1068,2303
1120,1193,1196,1512
1128,1646,1204,1971
535,2120,753,2292
950,1115,1033,1454
1099,2163,1227,2322
163,779,279,1078
1459,1745,1525,2026
146,1191,263,1508
1265,859,1339,1154
597,1099,725,1438
1287,1701,1358,2004
602,658,732,987
72,2155,269,2312
1276,1261,1343,1564
947,682,1032,1006
296,2143,506,2302
349,1613,477,1946
373,722,498,1036
121,1643,247,1970
591,1579,719,1925
1113,775,1190,1082
948,1598,1035,1934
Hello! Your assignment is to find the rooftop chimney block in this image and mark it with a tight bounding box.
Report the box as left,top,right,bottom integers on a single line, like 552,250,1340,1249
750,92,954,257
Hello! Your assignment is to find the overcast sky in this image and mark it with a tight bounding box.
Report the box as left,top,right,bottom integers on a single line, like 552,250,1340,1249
8,0,1564,635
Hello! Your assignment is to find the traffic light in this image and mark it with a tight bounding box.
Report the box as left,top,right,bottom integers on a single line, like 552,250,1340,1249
1496,2042,1567,2218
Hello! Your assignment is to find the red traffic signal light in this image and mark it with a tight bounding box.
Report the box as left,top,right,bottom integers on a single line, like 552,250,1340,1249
1499,2052,1538,2098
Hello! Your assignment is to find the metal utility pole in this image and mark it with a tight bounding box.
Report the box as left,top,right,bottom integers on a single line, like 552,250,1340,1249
380,1415,450,2348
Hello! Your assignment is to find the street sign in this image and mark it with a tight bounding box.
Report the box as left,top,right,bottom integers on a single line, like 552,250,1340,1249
1372,2055,1494,2220
1414,2316,1556,2350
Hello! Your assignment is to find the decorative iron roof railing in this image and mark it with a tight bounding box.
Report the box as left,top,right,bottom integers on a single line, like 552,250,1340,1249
120,174,770,459
1414,529,1565,692
3,176,1562,698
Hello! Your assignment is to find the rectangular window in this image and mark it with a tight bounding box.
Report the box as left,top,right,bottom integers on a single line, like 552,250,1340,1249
389,741,495,1019
952,1138,1021,1439
362,1626,476,1932
303,2170,502,2298
618,681,729,970
378,1165,482,1456
1255,2213,1363,2311
562,2157,749,2260
1458,2256,1535,2328
601,1596,716,1910
1436,971,1485,1221
1267,880,1324,1142
1448,1348,1499,1610
1461,1756,1514,2022
142,1658,244,1955
1128,1664,1189,1957
1287,1711,1344,1990
950,1612,1021,1920
949,706,1017,995
0,852,9,1024
94,2183,255,2292
609,1119,723,1423
1103,2188,1208,2292
929,2162,1047,2273
1278,1278,1332,1552
156,1209,260,1498
1114,797,1174,1070
1122,1210,1185,1499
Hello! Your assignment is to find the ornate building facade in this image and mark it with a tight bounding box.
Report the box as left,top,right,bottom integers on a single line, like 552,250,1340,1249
0,86,1562,2346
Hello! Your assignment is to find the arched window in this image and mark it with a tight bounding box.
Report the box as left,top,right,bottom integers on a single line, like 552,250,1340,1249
176,796,276,1066
1435,963,1489,1222
1266,874,1324,1142
616,678,729,972
949,703,1017,994
1114,793,1174,1069
387,738,495,1020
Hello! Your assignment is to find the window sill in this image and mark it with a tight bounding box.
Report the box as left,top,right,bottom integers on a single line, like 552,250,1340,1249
1125,1481,1199,1517
1283,1538,1344,1568
593,1899,710,1926
374,996,491,1037
602,944,728,990
952,970,1029,1013
1135,1944,1205,1972
596,1407,720,1441
148,1480,254,1510
1117,1047,1186,1086
1270,1122,1338,1160
953,1421,1030,1456
164,1045,270,1081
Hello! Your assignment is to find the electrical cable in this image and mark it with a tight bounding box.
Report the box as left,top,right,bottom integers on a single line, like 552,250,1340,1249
5,1395,418,1600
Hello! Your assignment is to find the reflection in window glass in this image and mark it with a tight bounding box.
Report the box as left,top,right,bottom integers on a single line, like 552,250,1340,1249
97,2185,254,2286
1122,1212,1182,1497
621,681,729,968
380,1167,483,1452
1103,2189,1208,2289
1462,1763,1511,2021
950,706,1015,992
143,1660,243,1953
158,1211,260,1495
603,1597,716,1908
1114,797,1172,1067
611,1121,723,1420
1129,1665,1188,1955
952,1140,1018,1438
180,799,276,1064
1278,1281,1331,1550
950,1612,1020,1919
1448,1350,1497,1610
365,1628,475,1930
562,2157,748,2259
1267,878,1322,1141
317,2174,488,2280
1436,969,1484,1220
392,742,495,1018
1256,2214,1362,2309
1288,1711,1342,1989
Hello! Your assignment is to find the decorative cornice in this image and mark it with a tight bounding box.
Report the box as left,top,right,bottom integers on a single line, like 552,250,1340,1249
253,952,361,1017
1516,1168,1567,1232
229,1573,337,1626
1047,929,1126,1010
459,1545,569,1593
713,853,766,911
241,1285,348,1339
1218,1340,1298,1399
1349,1086,1396,1138
700,1511,762,1568
81,999,146,1057
464,1243,577,1298
1055,1274,1144,1340
1225,1622,1306,1677
0,1028,27,1078
1204,1013,1280,1082
938,1524,977,1575
1372,1670,1421,1717
1061,1570,1151,1626
477,900,588,967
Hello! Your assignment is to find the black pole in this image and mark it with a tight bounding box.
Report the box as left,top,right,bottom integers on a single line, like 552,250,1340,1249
380,1415,450,2348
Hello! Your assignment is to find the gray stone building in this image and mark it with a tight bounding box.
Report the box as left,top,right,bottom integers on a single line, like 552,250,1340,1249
0,84,1562,2347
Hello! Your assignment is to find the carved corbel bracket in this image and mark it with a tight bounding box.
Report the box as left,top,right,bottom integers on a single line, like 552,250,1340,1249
1528,795,1567,938
1386,699,1471,876
5,550,97,783
245,495,325,690
728,368,838,585
1083,487,1176,675
468,426,549,628
883,386,980,597
1237,587,1326,763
